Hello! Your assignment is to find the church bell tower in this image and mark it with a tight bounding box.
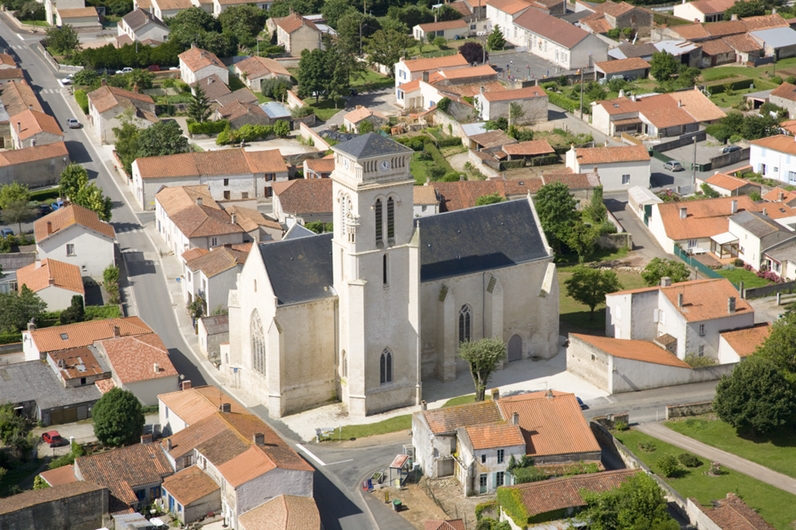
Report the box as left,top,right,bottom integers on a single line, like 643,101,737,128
330,133,421,417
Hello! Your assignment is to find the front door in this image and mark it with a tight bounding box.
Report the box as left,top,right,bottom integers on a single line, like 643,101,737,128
508,334,523,362
479,474,487,494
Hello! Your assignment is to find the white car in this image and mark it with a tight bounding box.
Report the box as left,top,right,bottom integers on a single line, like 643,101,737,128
58,78,72,87
115,67,134,75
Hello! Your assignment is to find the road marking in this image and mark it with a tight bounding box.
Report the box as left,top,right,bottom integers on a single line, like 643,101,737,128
325,459,354,466
14,34,22,41
296,444,326,466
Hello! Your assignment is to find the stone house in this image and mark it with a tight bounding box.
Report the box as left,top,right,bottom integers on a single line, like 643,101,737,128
270,13,326,56
474,86,548,125
87,85,157,144
0,482,108,530
271,178,333,225
198,314,229,361
10,109,63,149
16,259,85,311
0,141,70,188
181,244,250,313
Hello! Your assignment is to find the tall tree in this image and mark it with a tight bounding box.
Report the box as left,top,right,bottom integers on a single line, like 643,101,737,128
723,0,764,20
73,183,113,222
585,185,607,223
487,25,505,51
366,29,416,75
59,295,85,325
58,163,89,200
567,222,600,264
641,258,690,287
321,0,356,29
714,355,796,435
136,120,190,158
650,51,678,82
458,338,506,401
508,102,525,128
112,113,141,176
0,285,47,332
297,48,328,103
92,388,145,447
218,4,267,48
45,25,80,57
533,182,579,254
187,84,212,123
1,199,36,235
755,310,796,380
0,182,30,210
580,473,679,530
565,266,622,320
459,41,487,65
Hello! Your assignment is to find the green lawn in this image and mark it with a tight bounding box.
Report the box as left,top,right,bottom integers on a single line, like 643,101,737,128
558,267,642,333
228,75,246,91
351,69,393,91
21,19,50,26
308,98,347,121
666,417,796,479
615,429,796,530
715,267,772,289
338,414,411,440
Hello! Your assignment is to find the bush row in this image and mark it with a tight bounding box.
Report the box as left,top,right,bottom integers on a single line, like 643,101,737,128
187,120,229,135
547,92,580,113
74,90,88,115
216,120,290,145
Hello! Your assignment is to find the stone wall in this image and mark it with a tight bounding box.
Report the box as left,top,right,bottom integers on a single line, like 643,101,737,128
0,482,109,530
591,412,629,430
665,400,713,420
598,232,632,250
298,122,330,150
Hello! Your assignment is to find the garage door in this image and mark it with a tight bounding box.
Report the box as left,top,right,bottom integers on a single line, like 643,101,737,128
49,407,78,425
508,334,523,362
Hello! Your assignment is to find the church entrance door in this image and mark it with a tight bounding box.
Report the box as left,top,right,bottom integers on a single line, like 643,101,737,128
507,334,522,362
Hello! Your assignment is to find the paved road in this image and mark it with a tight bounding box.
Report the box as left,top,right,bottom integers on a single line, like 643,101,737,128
637,423,796,496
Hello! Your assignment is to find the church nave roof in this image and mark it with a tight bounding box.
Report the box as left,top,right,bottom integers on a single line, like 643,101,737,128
258,233,334,305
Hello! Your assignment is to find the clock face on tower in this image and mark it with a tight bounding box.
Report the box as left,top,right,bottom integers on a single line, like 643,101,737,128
379,160,390,172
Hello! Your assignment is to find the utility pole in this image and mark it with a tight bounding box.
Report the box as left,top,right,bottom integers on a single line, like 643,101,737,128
691,134,697,193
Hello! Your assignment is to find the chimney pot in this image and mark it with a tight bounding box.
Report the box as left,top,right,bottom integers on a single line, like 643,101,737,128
220,402,231,413
491,388,500,400
512,412,519,425
166,438,172,450
48,277,55,286
728,296,736,314
779,190,785,201
253,432,265,445
153,362,159,373
140,434,153,444
679,207,687,219
113,325,120,338
421,400,427,411
661,276,672,287
46,221,52,235
196,197,203,206
422,71,429,83
678,292,683,307
731,199,738,214
181,380,192,390
545,388,553,399
231,212,237,225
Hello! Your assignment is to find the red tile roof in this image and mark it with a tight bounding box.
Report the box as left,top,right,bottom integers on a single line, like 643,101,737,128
480,86,546,102
30,317,152,353
594,57,650,75
704,172,756,191
274,12,318,33
272,178,333,214
239,494,321,530
497,391,601,457
656,195,758,241
514,9,590,48
421,401,503,435
49,346,107,381
87,85,154,114
720,323,771,357
179,47,225,72
34,203,115,243
162,465,219,505
571,334,692,368
425,521,465,530
158,385,246,425
573,144,649,165
136,148,284,179
0,481,105,515
463,422,525,450
696,493,776,530
502,139,555,156
98,333,178,384
17,259,84,296
400,54,469,73
0,141,69,167
38,465,77,487
11,109,63,140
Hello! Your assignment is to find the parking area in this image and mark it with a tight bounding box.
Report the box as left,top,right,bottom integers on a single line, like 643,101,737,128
488,49,584,82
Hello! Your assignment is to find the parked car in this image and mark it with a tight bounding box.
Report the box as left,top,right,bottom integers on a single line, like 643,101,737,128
664,160,684,172
66,118,80,129
576,397,587,410
147,65,160,72
51,200,65,210
115,67,134,75
37,204,51,216
42,431,68,447
0,228,13,237
60,78,72,86
722,145,742,154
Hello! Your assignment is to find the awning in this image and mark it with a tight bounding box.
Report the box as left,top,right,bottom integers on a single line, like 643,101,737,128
711,232,738,245
390,454,409,469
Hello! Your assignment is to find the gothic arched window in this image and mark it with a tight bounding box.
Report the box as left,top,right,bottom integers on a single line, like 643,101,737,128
380,349,392,384
375,198,383,243
387,197,395,239
251,309,266,375
459,305,472,344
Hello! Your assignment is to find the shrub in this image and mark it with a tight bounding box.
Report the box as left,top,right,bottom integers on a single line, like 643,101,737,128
657,454,680,477
437,97,451,112
684,353,717,367
437,136,462,147
85,305,122,320
677,453,702,468
74,90,88,114
771,76,783,85
428,166,446,180
475,500,498,520
614,419,628,431
787,76,796,85
442,171,461,182
638,442,657,453
187,120,229,135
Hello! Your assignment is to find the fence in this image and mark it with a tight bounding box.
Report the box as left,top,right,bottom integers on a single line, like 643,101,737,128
673,244,726,281
743,280,796,299
650,131,706,153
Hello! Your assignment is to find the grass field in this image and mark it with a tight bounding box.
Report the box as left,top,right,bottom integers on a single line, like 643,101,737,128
615,429,796,530
666,417,796,479
715,268,771,289
558,264,642,333
351,69,393,90
338,414,411,440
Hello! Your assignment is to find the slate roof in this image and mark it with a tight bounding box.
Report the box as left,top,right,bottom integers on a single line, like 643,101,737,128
0,481,105,515
420,401,502,435
334,133,413,159
17,259,85,295
239,494,321,530
0,361,101,411
34,203,116,243
730,210,790,238
260,233,334,305
414,199,550,282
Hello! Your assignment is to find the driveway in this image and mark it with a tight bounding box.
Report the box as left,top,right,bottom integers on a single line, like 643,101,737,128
314,87,398,129
605,192,671,265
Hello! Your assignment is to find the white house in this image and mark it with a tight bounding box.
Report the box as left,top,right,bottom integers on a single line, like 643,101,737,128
394,54,469,90
10,109,63,150
16,259,85,311
117,9,170,45
565,144,650,191
181,244,249,314
233,56,291,93
717,323,772,364
605,278,755,360
132,149,288,210
486,0,533,46
474,86,548,125
413,19,469,41
149,0,192,22
212,0,270,16
179,47,228,86
750,134,796,184
673,0,737,23
513,9,608,70
33,204,116,278
728,210,795,270
87,85,157,145
413,186,439,217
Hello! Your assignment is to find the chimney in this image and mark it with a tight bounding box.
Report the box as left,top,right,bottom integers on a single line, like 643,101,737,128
220,402,231,413
422,71,429,83
731,199,738,214
140,434,153,444
679,207,687,219
661,276,672,287
46,221,52,235
618,88,624,98
166,438,172,451
181,379,192,390
763,207,767,216
678,292,683,307
48,277,55,286
421,400,427,411
207,77,213,84
728,296,736,314
512,412,519,425
731,13,738,20
773,7,777,13
480,85,485,94
545,388,554,399
630,93,636,102
113,325,120,337
779,191,785,201
231,212,237,225
196,197,203,206
27,321,36,333
678,99,682,108
101,78,106,86
153,362,160,373
491,388,500,400
253,432,265,445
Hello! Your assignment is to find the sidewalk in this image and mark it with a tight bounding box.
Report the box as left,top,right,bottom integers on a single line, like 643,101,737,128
637,423,796,496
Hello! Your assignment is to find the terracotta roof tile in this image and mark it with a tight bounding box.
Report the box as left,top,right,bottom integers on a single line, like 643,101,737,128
215,87,258,107
235,56,291,80
543,171,600,189
179,47,224,72
497,391,601,457
11,109,62,140
463,422,525,450
38,465,77,487
705,172,753,191
344,106,387,124
185,246,245,277
0,68,22,80
486,0,534,15
597,91,725,123
671,89,727,122
698,493,776,530
431,65,497,83
30,317,152,353
0,53,15,67
720,323,771,357
418,19,468,32
49,345,107,380
771,82,796,102
701,38,734,55
239,494,321,530
98,333,178,384
227,205,280,232
217,100,267,121
421,401,502,434
182,248,210,262
430,180,542,211
514,9,590,48
87,85,154,114
740,13,788,31
502,140,555,156
469,130,516,149
305,156,335,175
136,149,270,179
656,195,758,240
573,144,649,164
158,385,245,425
217,445,276,487
686,0,735,16
401,54,469,73
1,81,42,115
0,141,68,167
243,148,288,174
724,33,762,53
152,0,192,10
34,203,115,243
425,521,466,530
272,178,333,214
162,465,219,505
413,186,438,205
58,6,98,17
571,334,691,367
190,74,231,101
763,186,796,204
481,86,546,102
594,57,650,74
274,12,318,33
504,469,639,517
95,378,116,394
17,259,84,295
0,482,104,515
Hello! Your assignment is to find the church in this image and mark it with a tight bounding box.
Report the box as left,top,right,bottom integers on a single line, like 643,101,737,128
225,134,560,418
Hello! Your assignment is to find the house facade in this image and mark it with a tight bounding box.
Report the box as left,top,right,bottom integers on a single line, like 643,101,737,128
118,8,170,44
565,144,650,191
87,85,157,144
179,47,228,86
16,259,85,311
475,86,548,125
514,10,608,69
750,134,796,183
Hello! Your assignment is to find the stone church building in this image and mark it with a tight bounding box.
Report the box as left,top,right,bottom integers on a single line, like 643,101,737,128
225,134,559,418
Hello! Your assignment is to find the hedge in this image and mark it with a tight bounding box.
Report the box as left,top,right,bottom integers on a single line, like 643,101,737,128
29,187,59,202
74,90,88,115
424,142,453,173
704,78,755,95
0,332,22,345
547,92,580,113
85,305,122,320
187,120,229,135
437,136,462,147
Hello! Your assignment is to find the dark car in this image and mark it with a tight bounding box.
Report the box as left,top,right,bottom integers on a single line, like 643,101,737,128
0,228,13,237
147,65,160,72
37,204,51,215
722,145,742,154
576,397,588,410
42,431,68,447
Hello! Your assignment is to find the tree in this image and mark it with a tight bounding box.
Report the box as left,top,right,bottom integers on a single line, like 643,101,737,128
476,192,505,206
0,182,30,209
73,183,113,221
0,286,47,333
487,26,505,51
714,355,796,435
59,163,89,200
321,0,355,29
126,69,154,91
580,472,679,530
657,454,680,477
459,338,506,401
218,4,268,48
72,69,99,87
187,84,212,123
59,295,85,325
436,4,463,21
724,0,764,19
0,403,33,460
366,29,416,76
45,25,80,57
641,258,690,287
200,31,238,59
650,50,679,82
567,222,600,264
565,266,622,320
273,119,291,137
297,48,327,103
585,185,607,223
1,199,36,235
508,102,525,129
533,182,579,254
755,310,796,380
113,113,141,176
459,41,487,65
92,387,145,447
358,119,375,134
137,120,190,158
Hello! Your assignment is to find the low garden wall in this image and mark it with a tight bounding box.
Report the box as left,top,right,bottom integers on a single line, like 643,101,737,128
598,232,632,250
298,122,330,150
666,401,713,420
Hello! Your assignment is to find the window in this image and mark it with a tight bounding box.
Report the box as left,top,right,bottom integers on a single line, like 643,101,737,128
687,239,698,248
774,167,779,173
622,174,630,185
223,178,229,186
387,197,395,240
481,454,486,464
254,279,257,292
210,237,218,247
223,191,230,200
698,324,705,336
496,471,505,487
698,345,705,357
375,198,383,242
251,309,266,375
380,348,392,384
242,192,248,199
497,449,504,463
165,407,169,419
136,489,146,501
80,377,86,385
459,305,472,343
383,254,388,285
66,244,75,256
